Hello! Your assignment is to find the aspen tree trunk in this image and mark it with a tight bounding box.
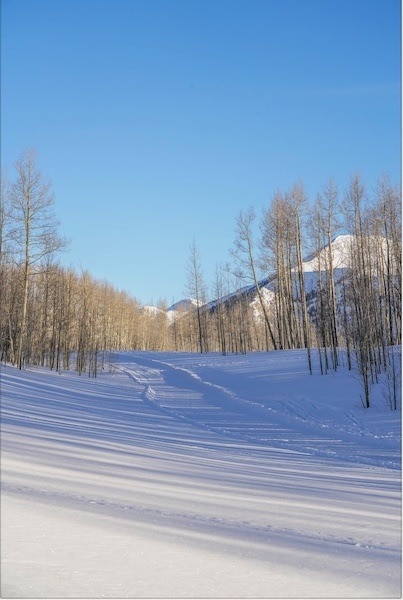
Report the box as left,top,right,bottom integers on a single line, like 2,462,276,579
344,174,374,407
311,181,341,372
186,241,207,353
311,211,327,374
213,265,227,355
295,208,312,374
17,257,30,369
9,149,67,368
322,179,340,370
290,184,312,373
231,208,277,350
261,193,300,350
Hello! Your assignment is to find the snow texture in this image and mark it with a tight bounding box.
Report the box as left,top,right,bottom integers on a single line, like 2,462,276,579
1,350,401,598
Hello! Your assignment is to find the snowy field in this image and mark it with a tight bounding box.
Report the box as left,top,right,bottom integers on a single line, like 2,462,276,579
1,349,401,598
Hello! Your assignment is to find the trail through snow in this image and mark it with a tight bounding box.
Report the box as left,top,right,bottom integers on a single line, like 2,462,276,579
1,350,401,598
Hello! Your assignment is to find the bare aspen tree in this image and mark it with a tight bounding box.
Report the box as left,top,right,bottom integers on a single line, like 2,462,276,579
371,176,402,409
8,149,67,368
53,265,75,370
212,264,228,354
310,180,342,371
76,270,90,375
261,192,300,350
343,174,374,407
60,268,79,368
186,240,208,353
36,259,53,366
231,207,277,350
309,197,329,374
216,264,241,354
374,176,401,346
0,169,10,261
0,169,13,361
319,179,341,368
289,183,312,374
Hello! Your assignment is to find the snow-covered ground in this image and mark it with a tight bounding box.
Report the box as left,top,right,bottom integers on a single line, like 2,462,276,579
1,350,401,598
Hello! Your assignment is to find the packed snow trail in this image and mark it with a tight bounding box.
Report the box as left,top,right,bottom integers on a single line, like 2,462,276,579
1,351,401,598
115,350,401,469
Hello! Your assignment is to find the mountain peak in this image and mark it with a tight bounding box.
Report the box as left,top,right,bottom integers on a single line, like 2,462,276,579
301,234,354,272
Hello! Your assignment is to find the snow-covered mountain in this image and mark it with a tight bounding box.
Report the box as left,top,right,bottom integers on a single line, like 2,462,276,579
143,305,165,315
167,299,201,312
299,234,353,272
166,298,201,323
202,234,355,316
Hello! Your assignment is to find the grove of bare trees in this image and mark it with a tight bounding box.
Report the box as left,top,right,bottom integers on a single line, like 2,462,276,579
179,173,401,408
1,150,401,407
1,150,145,373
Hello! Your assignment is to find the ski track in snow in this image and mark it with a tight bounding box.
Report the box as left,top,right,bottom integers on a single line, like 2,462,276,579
117,350,401,469
1,350,401,598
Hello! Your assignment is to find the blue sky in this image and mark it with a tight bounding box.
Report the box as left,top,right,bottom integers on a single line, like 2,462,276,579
2,0,401,305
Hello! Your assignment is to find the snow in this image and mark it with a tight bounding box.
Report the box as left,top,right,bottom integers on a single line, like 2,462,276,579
1,350,401,598
300,234,354,272
166,299,200,323
167,299,200,312
143,305,165,315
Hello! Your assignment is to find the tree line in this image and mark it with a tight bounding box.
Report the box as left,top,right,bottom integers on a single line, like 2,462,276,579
0,149,168,375
1,149,401,407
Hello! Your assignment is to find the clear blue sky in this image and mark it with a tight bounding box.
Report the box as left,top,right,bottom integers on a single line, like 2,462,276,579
2,0,401,305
